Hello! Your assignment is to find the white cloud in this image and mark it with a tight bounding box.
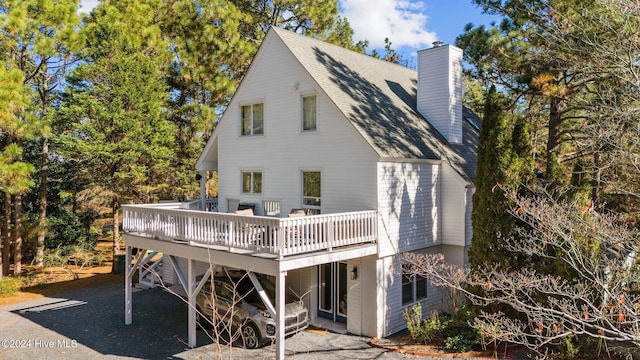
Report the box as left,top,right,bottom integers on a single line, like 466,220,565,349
339,0,437,50
78,0,99,14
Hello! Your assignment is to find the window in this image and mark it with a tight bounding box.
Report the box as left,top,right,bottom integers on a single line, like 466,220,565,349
214,280,234,301
302,95,316,131
241,103,264,136
302,171,321,214
402,264,427,305
242,171,262,194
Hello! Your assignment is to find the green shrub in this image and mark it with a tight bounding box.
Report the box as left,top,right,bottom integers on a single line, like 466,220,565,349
404,304,446,344
403,303,481,352
403,303,428,343
38,240,106,280
441,304,481,352
561,336,580,359
45,211,98,250
0,277,24,296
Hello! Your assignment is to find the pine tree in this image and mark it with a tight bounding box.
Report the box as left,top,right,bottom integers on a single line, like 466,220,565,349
0,66,34,278
0,0,82,272
58,0,174,270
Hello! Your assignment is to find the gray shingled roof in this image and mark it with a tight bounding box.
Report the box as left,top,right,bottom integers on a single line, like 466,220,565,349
272,27,479,183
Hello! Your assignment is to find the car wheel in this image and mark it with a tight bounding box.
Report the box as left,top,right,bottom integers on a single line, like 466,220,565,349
242,322,261,349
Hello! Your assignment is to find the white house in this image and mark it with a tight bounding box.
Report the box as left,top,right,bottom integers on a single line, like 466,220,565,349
122,27,479,359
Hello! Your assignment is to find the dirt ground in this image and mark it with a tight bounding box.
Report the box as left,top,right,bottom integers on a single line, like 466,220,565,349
0,239,121,306
371,331,505,359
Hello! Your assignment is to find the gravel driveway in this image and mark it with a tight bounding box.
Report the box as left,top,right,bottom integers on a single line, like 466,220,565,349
0,281,415,359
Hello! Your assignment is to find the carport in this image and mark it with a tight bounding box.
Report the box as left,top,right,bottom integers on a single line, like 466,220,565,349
123,233,377,360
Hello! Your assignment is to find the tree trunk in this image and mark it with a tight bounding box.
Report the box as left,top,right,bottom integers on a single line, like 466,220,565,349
13,194,22,276
36,137,49,269
546,96,564,158
111,197,120,273
2,192,11,276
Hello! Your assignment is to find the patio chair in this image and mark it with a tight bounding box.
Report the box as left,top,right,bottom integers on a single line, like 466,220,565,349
234,208,254,216
288,208,307,217
286,209,310,248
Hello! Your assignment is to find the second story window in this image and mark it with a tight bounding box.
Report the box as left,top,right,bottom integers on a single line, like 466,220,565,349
241,103,264,136
302,95,316,131
242,171,262,194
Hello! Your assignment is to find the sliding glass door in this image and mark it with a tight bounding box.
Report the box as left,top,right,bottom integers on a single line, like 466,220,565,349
318,262,347,323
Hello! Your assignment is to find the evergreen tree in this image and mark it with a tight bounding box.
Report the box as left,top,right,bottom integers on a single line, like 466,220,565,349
0,0,81,271
456,0,594,196
0,66,34,278
469,86,516,269
58,0,174,269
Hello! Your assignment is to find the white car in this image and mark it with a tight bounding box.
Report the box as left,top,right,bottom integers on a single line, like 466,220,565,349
196,268,309,348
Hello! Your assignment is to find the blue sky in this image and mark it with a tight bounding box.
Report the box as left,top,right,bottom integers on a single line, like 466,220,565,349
339,0,498,52
79,0,500,59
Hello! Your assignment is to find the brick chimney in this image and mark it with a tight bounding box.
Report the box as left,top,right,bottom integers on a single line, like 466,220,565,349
416,43,463,144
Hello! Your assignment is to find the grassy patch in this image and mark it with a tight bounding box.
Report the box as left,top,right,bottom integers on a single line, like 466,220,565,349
0,276,24,297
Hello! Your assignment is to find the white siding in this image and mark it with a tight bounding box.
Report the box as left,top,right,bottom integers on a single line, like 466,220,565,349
346,259,362,335
382,250,444,337
286,268,312,312
441,244,465,268
308,266,318,323
215,34,378,217
440,162,468,246
377,256,393,337
377,161,440,257
360,255,380,337
440,244,468,312
161,257,211,286
162,254,175,284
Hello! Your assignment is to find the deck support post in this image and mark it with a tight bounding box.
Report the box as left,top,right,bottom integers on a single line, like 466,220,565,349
275,270,287,360
187,258,197,348
125,245,132,324
199,170,206,211
125,247,147,325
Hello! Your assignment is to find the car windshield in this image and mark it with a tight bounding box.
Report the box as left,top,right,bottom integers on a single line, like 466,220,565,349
237,276,276,308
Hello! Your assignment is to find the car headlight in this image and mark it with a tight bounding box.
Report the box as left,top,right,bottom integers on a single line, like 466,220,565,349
259,309,272,318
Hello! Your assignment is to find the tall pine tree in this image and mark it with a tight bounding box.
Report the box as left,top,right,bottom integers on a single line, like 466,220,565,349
58,0,174,269
469,86,516,269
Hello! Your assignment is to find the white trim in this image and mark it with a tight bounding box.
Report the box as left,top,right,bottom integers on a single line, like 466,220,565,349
300,170,322,214
241,169,263,195
123,233,377,275
378,157,443,165
300,93,318,132
240,101,265,137
275,271,287,359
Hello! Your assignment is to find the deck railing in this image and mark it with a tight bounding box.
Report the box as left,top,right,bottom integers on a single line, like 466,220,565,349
122,204,377,258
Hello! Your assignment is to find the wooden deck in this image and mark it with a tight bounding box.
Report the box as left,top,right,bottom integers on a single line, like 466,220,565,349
122,203,377,258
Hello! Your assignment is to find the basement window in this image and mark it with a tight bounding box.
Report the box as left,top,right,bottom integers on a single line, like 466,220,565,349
402,264,427,305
